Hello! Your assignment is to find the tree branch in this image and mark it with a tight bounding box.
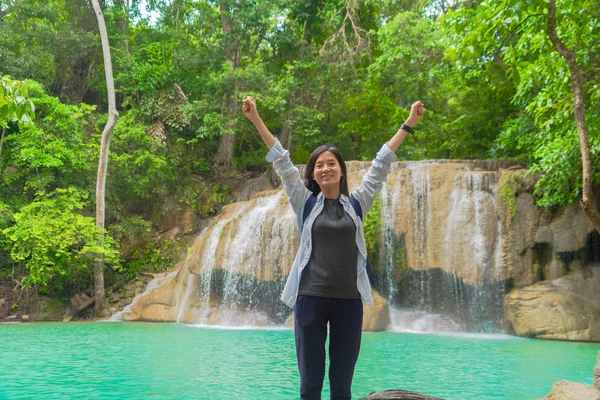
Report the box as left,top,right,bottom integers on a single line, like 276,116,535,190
321,0,370,66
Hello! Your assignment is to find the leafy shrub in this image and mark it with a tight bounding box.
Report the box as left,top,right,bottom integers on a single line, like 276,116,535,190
0,187,120,294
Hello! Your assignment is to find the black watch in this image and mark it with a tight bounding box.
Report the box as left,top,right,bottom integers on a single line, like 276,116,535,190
401,123,415,134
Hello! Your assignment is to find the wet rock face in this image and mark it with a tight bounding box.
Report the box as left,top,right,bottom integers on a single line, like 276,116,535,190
118,160,597,333
106,274,156,316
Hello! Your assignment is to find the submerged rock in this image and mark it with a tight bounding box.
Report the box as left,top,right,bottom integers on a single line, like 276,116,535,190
361,389,444,400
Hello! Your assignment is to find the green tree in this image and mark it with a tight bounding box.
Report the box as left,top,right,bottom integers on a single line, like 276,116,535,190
0,0,100,103
1,187,120,295
0,83,95,200
91,0,119,316
444,0,600,230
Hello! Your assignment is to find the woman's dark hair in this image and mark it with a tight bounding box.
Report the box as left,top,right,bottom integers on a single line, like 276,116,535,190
304,145,349,197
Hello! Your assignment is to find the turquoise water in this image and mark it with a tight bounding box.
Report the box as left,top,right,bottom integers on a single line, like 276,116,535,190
0,323,598,399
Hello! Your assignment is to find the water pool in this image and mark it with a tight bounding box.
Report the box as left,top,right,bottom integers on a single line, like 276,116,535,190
0,322,597,399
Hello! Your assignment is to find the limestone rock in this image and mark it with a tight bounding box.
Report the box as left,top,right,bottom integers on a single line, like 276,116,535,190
284,313,293,328
108,293,121,303
121,277,178,321
363,291,390,332
0,298,7,319
535,226,553,243
549,206,593,252
505,267,600,341
361,389,444,400
539,380,600,400
505,192,538,286
234,168,279,202
157,226,181,242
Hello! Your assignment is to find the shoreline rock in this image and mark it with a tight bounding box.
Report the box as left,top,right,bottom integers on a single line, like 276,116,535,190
539,380,600,400
505,266,600,341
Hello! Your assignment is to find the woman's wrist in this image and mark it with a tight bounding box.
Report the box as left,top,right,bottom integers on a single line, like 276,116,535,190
404,118,418,128
251,115,263,126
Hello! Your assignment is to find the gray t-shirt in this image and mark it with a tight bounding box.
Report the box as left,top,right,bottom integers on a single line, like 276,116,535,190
298,198,360,299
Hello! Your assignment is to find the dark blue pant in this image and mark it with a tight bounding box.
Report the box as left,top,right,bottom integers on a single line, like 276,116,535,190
294,295,363,400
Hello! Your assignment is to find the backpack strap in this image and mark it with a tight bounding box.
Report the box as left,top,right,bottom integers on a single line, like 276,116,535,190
350,195,375,284
349,195,362,219
301,194,318,233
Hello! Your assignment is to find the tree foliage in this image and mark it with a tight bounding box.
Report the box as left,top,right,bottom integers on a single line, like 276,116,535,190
1,187,120,294
443,0,600,209
0,0,599,299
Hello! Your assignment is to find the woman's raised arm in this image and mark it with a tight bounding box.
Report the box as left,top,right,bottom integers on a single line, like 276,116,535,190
352,101,426,215
242,96,311,222
387,101,426,152
242,96,276,149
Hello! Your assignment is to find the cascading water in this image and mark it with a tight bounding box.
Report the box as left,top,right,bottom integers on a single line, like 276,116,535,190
379,162,465,332
443,172,506,330
375,162,509,332
378,164,402,305
172,191,296,327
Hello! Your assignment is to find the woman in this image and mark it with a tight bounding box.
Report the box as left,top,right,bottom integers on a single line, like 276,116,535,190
242,96,425,400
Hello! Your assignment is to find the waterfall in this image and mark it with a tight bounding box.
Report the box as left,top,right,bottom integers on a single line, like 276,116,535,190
174,191,296,327
379,164,402,305
378,163,507,332
116,160,521,332
443,172,506,330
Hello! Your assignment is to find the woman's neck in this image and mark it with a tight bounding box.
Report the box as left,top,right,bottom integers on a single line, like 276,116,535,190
321,186,340,200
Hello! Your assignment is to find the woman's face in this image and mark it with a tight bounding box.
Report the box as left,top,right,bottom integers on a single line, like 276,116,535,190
313,151,343,190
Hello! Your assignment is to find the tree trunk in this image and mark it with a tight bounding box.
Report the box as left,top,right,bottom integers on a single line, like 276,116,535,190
91,0,119,317
547,0,600,233
214,1,239,167
280,96,295,151
280,115,293,152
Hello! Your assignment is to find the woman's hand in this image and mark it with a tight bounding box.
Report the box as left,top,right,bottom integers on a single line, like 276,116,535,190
242,95,276,149
405,101,426,127
388,101,426,152
242,96,260,123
